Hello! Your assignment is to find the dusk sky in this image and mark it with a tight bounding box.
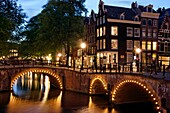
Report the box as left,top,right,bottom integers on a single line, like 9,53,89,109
17,0,170,20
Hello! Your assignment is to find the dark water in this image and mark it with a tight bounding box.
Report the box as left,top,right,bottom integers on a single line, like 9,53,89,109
0,73,158,113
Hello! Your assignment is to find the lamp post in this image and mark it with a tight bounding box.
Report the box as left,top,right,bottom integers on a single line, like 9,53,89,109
135,48,141,72
81,42,86,70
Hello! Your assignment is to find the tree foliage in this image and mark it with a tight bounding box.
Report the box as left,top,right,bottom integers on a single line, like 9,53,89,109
21,0,87,63
0,0,26,56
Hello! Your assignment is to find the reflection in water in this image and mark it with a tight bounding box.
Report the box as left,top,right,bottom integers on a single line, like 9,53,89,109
0,72,157,113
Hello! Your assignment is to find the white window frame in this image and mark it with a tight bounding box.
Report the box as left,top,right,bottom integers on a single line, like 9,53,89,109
111,39,118,49
111,26,118,36
127,40,133,50
127,27,133,37
134,28,140,37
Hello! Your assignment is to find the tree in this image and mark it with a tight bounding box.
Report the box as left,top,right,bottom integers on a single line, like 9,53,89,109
19,15,41,57
0,0,26,56
36,0,87,65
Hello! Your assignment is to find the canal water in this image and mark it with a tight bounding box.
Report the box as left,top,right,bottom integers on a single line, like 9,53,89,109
0,72,157,113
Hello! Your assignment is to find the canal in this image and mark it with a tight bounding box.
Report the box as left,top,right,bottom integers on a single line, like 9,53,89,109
0,72,157,113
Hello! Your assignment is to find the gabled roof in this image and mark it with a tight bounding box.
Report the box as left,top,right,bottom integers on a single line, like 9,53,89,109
104,5,137,21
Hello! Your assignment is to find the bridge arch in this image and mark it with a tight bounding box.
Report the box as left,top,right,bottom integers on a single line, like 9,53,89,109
11,68,63,90
89,77,107,95
112,80,161,112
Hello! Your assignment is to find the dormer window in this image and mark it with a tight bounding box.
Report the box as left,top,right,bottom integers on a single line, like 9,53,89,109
134,15,139,21
120,12,125,20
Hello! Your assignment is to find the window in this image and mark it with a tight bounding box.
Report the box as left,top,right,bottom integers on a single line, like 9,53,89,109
100,17,102,25
153,29,157,38
111,39,118,49
142,28,146,37
127,27,133,37
148,19,152,26
97,19,99,26
111,26,118,36
153,42,157,50
134,41,140,48
134,28,140,37
142,41,146,50
100,39,102,49
97,40,99,50
134,16,139,21
127,52,133,63
120,13,125,20
103,39,106,49
142,19,146,26
97,29,99,37
153,20,157,27
147,41,151,50
148,29,152,37
103,26,106,36
103,16,105,23
100,27,102,36
160,42,164,51
127,40,133,50
92,47,96,54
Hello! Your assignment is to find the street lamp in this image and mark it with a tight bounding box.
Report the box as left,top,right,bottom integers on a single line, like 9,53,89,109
81,42,86,70
135,48,141,72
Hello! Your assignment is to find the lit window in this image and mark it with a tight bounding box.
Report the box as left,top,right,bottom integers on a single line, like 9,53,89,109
127,40,133,50
100,39,102,49
147,42,151,50
100,27,102,36
142,41,146,50
111,39,118,49
153,42,157,50
103,39,106,49
97,29,99,37
134,41,140,48
103,26,106,35
127,52,133,63
134,28,140,37
111,26,118,36
127,27,133,37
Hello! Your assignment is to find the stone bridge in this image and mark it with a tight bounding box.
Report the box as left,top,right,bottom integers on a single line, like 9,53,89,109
0,66,170,112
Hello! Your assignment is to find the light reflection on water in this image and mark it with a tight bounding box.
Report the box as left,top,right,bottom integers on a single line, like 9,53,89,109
0,72,157,113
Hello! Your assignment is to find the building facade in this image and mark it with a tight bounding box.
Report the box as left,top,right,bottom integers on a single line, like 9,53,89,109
158,8,170,68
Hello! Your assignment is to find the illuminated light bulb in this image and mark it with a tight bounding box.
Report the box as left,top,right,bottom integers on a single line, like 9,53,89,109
148,91,151,93
153,98,156,100
146,88,148,91
156,106,160,110
151,94,153,97
155,102,158,104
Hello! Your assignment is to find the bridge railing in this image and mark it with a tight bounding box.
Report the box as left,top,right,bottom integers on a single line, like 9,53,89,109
0,59,169,78
0,59,58,68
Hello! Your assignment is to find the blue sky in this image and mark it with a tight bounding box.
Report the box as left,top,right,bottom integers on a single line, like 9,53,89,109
17,0,170,20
